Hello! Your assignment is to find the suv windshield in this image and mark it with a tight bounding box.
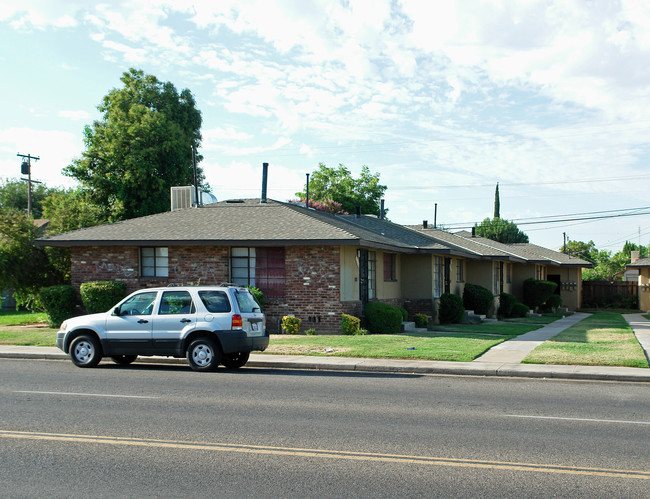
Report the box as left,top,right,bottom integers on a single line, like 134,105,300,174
234,289,260,313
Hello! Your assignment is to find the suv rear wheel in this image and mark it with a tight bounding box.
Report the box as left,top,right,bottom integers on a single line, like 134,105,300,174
111,355,138,365
70,335,102,368
187,337,221,372
222,351,250,369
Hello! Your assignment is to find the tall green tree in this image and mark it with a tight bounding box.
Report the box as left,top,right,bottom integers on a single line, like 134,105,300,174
0,210,64,308
0,178,55,219
493,182,500,219
474,217,529,244
562,239,597,264
40,188,108,280
63,68,206,221
296,163,387,217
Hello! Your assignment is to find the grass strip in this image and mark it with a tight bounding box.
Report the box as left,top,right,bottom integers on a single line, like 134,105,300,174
265,329,538,362
523,312,649,368
0,326,57,346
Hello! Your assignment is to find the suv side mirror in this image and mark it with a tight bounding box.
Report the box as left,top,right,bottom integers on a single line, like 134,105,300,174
113,306,121,316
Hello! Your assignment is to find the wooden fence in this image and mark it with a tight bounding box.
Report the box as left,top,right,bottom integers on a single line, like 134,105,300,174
582,281,638,308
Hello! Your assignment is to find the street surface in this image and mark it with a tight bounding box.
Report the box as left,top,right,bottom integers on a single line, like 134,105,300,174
0,358,648,498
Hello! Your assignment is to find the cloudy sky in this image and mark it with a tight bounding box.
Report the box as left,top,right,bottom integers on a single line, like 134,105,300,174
2,0,650,251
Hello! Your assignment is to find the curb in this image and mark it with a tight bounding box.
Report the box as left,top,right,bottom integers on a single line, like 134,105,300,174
1,350,648,382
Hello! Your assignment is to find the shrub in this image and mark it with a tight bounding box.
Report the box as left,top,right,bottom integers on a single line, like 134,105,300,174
523,278,557,310
364,302,403,334
247,286,264,310
341,313,361,335
499,292,516,318
399,307,408,321
40,285,77,328
80,281,127,314
463,283,493,316
281,315,301,334
414,313,429,328
305,328,317,336
438,293,464,324
541,294,562,312
511,302,530,318
355,328,369,335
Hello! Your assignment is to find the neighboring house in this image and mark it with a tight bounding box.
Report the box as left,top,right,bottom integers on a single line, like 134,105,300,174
412,227,590,311
626,256,650,311
35,199,591,332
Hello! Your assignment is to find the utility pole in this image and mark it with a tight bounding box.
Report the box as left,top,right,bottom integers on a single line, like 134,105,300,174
17,153,40,217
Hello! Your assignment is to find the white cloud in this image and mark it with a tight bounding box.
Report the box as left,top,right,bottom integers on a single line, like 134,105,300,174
0,127,80,188
58,110,90,121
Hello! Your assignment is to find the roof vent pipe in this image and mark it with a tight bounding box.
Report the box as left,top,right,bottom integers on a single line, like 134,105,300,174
305,173,310,209
355,206,361,218
423,220,428,229
261,162,268,203
380,199,385,220
434,203,437,228
471,227,476,237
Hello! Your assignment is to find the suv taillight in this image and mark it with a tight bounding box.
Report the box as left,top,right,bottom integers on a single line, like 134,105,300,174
232,314,243,329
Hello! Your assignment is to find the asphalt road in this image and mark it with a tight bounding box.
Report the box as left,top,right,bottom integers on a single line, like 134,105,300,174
1,358,648,498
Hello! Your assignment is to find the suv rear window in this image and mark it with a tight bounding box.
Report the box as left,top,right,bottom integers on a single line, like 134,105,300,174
234,289,261,313
198,290,232,313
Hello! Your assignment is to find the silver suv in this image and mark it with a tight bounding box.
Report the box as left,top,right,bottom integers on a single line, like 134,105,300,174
57,285,268,372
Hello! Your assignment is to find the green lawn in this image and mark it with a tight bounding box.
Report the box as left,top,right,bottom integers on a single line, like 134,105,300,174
523,312,649,368
0,325,57,346
265,321,543,362
0,310,48,326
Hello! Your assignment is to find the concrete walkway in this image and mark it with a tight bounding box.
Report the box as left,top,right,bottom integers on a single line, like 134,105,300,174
474,312,590,364
623,313,650,362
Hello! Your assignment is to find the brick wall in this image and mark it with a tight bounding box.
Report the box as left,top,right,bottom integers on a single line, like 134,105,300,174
265,246,343,334
70,245,346,334
70,246,229,295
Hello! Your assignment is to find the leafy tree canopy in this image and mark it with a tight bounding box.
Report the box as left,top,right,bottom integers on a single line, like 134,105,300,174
581,240,649,281
0,209,64,308
474,217,529,244
0,178,57,219
63,68,206,221
562,239,598,264
295,163,387,217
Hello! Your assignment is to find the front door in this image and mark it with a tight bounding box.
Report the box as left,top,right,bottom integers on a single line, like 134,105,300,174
358,249,369,307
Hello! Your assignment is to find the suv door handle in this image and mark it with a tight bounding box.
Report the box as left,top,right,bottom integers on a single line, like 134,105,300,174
138,319,149,324
180,318,192,323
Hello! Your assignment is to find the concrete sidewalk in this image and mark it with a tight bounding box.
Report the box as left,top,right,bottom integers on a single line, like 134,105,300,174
623,313,650,363
474,312,590,364
1,343,648,382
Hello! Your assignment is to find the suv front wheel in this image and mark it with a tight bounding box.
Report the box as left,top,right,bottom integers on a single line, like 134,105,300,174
70,335,102,368
187,337,221,372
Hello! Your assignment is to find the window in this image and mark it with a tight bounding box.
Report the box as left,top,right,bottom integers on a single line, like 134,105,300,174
536,265,546,280
141,247,168,277
434,256,443,298
159,290,194,315
456,259,464,282
118,291,157,316
383,253,396,281
231,247,285,299
506,263,511,284
368,251,377,299
198,290,231,313
493,262,500,294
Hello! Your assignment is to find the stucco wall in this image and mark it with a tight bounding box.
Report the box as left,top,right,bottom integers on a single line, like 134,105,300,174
401,254,432,298
638,268,650,311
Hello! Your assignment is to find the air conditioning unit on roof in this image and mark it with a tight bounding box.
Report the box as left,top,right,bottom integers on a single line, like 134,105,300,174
171,186,195,211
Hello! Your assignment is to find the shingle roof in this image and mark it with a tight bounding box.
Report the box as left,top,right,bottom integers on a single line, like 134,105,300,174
409,226,520,261
35,199,461,254
626,257,650,268
452,231,592,267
